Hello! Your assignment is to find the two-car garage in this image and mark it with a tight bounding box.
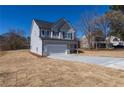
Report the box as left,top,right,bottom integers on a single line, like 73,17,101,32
42,39,77,56
44,44,67,55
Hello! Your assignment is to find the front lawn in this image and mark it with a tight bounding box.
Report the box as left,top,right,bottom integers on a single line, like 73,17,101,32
0,50,124,87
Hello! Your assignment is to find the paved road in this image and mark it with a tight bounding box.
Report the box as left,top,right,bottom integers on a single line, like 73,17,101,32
48,53,124,70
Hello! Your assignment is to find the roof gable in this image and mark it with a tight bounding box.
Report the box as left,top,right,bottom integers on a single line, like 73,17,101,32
52,18,75,32
33,18,75,32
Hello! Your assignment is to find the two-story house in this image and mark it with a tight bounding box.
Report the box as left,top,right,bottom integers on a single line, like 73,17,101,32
30,18,78,56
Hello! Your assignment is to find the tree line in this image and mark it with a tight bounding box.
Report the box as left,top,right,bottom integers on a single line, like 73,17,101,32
0,29,30,51
79,5,124,49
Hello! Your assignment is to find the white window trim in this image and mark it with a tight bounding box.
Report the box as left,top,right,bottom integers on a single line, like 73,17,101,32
64,32,72,40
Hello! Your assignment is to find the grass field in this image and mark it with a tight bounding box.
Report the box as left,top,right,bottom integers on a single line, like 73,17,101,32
0,51,7,57
0,50,124,87
80,49,124,58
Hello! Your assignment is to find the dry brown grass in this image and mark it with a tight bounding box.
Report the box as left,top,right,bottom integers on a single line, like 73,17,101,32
79,49,124,58
0,50,124,87
0,51,7,57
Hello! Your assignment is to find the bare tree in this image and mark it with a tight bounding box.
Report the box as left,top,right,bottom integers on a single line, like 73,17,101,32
95,14,111,48
78,9,111,49
79,11,98,49
0,29,29,51
95,15,110,38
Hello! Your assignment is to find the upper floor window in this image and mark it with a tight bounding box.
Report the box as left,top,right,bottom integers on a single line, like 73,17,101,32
42,30,45,36
41,29,50,37
45,31,50,37
53,31,59,36
68,33,72,39
63,32,72,39
63,32,67,39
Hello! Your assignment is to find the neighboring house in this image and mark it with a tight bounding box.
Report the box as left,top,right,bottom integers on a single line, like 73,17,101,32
106,36,124,48
80,35,89,48
30,18,78,56
80,31,106,49
80,34,124,49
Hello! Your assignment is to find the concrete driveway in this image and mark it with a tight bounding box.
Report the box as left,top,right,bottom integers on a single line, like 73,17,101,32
48,53,124,70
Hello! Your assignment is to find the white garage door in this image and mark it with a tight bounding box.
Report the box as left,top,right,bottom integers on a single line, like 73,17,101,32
44,44,67,55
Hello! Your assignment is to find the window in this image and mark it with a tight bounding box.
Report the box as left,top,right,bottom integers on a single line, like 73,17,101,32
63,32,72,39
53,31,59,36
68,33,72,39
46,31,50,36
63,32,67,39
42,30,45,36
43,31,50,37
41,29,51,37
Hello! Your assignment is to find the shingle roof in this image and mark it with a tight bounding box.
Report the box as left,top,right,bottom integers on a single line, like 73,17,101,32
34,19,54,29
52,18,66,27
33,18,67,30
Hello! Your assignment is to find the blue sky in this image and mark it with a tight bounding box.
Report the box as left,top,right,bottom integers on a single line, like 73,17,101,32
0,5,109,37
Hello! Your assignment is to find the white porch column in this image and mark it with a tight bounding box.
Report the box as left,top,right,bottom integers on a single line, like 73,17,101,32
59,32,61,39
51,31,53,38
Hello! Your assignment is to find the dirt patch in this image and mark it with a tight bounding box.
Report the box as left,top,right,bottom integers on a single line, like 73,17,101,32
0,50,124,86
